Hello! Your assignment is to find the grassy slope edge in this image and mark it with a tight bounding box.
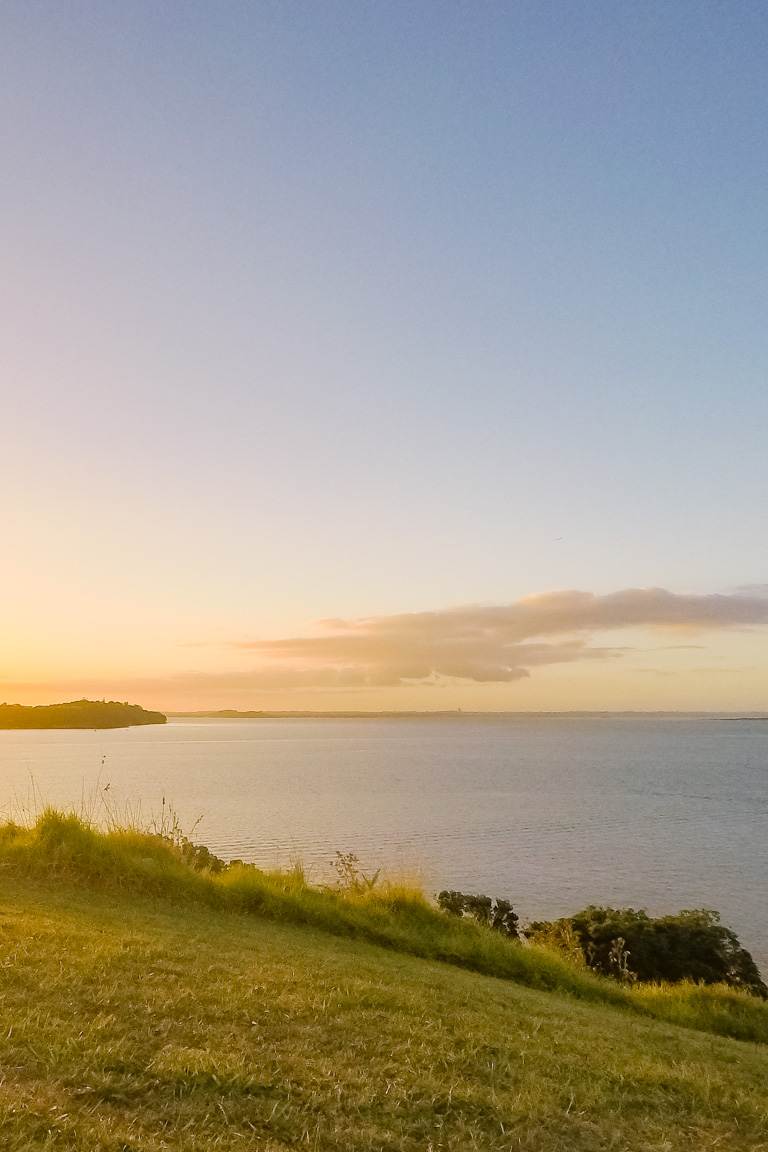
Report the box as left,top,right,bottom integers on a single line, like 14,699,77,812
2,812,768,1049
2,872,768,1149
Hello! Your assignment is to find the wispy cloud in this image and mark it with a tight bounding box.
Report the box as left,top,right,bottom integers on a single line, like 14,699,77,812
227,587,768,688
4,588,767,703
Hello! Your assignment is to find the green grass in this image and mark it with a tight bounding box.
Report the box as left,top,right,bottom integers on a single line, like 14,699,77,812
3,811,768,1047
2,872,768,1149
0,812,767,1148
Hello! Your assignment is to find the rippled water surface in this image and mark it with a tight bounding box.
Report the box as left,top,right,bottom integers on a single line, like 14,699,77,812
1,715,766,963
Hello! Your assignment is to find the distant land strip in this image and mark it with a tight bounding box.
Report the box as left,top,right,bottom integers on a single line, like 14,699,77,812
0,700,167,730
166,709,768,719
168,709,463,718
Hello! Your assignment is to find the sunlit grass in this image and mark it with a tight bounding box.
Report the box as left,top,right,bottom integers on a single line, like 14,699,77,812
2,809,767,1048
1,865,768,1150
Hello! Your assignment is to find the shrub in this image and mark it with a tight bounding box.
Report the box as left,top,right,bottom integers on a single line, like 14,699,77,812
527,906,767,998
437,890,520,939
178,836,227,873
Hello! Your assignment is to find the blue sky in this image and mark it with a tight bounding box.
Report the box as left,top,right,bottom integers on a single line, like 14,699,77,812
2,2,767,707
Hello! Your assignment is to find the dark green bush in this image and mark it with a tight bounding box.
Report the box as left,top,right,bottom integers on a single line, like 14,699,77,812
527,906,767,998
437,890,520,939
178,836,227,873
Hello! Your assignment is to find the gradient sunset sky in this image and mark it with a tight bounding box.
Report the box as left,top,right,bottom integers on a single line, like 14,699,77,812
3,2,767,711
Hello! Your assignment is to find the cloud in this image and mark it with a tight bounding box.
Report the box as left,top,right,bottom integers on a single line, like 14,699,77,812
653,644,707,651
5,587,767,704
227,587,768,688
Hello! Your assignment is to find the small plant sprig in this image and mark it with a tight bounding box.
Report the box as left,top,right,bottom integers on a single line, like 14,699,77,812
607,936,637,984
330,851,381,892
150,797,227,873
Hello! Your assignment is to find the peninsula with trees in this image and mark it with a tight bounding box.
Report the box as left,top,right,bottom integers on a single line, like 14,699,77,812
0,699,167,729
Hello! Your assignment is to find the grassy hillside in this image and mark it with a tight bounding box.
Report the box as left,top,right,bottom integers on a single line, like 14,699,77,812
0,699,166,729
2,874,768,1150
3,812,767,1045
0,815,767,1149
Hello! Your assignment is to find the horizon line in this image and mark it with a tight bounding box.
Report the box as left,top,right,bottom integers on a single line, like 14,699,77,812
165,708,768,718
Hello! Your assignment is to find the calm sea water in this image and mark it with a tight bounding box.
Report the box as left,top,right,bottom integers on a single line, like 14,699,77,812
1,715,766,965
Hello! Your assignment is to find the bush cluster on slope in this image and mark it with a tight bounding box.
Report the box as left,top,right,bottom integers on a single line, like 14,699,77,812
527,905,768,998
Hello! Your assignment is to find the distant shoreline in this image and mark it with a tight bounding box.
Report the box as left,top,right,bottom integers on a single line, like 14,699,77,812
166,709,768,720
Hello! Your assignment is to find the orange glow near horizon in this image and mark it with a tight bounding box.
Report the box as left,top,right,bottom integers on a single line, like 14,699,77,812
3,590,767,713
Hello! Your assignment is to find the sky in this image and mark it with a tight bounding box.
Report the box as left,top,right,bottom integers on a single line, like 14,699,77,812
2,1,767,711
